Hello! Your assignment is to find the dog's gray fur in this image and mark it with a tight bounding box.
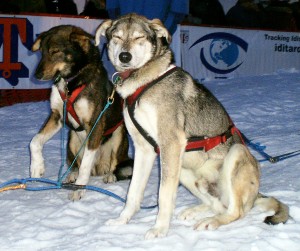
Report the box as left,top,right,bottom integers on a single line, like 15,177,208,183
95,13,289,239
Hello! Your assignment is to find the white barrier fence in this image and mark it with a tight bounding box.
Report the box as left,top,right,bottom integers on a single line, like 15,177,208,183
0,14,299,89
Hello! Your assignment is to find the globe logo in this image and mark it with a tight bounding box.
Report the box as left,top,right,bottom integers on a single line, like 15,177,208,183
210,39,239,67
189,32,248,74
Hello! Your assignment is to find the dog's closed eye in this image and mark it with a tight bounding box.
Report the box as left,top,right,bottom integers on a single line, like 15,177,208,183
49,48,60,56
112,35,123,41
134,36,146,40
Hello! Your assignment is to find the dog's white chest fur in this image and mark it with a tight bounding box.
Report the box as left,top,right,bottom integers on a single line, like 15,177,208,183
50,79,91,128
124,101,158,149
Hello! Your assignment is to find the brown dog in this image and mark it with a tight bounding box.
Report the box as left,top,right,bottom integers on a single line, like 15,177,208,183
30,25,132,200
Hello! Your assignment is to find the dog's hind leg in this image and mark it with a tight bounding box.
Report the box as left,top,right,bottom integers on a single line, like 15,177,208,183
91,126,128,183
110,126,133,181
101,126,127,183
106,144,156,226
30,110,62,178
178,159,224,221
65,130,84,183
194,144,260,230
178,204,211,221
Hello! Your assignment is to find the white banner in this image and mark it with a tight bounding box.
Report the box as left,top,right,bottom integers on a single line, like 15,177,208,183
181,26,300,81
1,15,300,89
0,14,106,89
0,14,181,90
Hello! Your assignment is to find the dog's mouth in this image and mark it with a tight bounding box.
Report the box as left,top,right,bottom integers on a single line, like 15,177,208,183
34,68,61,82
115,64,136,76
118,69,135,80
34,74,54,82
119,64,132,70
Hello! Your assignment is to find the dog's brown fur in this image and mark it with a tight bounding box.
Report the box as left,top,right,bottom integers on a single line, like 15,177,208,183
30,25,132,200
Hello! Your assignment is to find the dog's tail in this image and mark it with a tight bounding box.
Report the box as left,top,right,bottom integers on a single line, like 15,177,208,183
114,159,134,180
255,193,289,225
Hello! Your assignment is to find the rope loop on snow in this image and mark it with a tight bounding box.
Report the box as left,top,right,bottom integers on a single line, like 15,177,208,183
0,177,157,209
0,90,158,210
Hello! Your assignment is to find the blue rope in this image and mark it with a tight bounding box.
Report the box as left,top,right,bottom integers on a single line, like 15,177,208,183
57,100,67,181
242,133,300,163
0,177,157,209
0,97,157,210
0,178,60,191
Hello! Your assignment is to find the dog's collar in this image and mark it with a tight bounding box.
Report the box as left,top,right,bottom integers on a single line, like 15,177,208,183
54,74,79,83
54,74,62,84
54,73,83,95
111,69,136,88
113,64,177,87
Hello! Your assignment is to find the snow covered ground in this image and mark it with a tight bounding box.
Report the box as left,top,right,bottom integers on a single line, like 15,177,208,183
0,69,300,251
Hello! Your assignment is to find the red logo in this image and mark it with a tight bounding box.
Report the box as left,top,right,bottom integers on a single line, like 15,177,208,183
0,17,33,86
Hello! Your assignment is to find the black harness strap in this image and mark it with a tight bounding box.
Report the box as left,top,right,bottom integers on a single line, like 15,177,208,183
127,104,159,152
124,66,241,154
125,67,179,153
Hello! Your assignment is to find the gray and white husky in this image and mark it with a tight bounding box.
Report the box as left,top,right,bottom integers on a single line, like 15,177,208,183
95,13,289,239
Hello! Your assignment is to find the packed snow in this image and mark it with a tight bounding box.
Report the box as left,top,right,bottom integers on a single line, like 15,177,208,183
0,69,300,251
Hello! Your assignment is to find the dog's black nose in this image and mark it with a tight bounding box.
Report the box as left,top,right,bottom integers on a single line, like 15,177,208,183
119,52,132,63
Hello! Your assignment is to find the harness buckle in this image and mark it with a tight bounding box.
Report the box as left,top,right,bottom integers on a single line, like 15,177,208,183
108,85,117,104
111,72,122,86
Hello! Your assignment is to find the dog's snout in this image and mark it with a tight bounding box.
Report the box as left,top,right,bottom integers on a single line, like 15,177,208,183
119,52,132,64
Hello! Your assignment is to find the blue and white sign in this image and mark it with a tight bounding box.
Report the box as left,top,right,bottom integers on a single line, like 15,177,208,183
189,32,248,74
181,26,300,81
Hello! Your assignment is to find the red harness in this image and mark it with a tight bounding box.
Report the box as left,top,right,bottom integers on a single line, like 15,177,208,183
58,84,123,136
123,66,244,154
59,84,86,130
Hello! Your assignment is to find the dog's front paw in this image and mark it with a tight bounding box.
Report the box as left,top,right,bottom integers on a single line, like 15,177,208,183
178,207,198,221
194,217,220,231
68,189,86,201
65,170,79,183
105,217,128,226
178,204,210,221
30,164,45,178
103,173,117,183
145,227,168,240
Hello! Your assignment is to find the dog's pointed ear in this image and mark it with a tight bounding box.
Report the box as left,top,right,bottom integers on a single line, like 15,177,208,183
32,37,42,52
150,19,172,44
70,27,94,53
32,32,46,51
95,19,112,46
